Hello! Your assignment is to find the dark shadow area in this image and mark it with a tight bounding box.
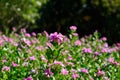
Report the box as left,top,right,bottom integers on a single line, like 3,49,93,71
36,0,120,45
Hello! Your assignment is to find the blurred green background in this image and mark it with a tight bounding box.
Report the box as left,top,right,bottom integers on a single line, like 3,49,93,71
0,0,120,44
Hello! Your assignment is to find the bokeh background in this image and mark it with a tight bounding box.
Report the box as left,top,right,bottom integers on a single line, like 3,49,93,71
0,0,120,44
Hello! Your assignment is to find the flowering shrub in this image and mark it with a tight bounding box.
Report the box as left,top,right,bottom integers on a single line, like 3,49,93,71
0,26,120,80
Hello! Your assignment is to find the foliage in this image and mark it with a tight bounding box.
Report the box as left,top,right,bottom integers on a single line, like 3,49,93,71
0,0,48,30
0,26,120,80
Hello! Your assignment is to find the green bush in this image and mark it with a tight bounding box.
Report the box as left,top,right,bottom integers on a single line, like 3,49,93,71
0,0,47,30
0,26,120,80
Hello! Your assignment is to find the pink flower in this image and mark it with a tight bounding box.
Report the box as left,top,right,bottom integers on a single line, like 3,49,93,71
104,77,110,80
108,57,114,63
21,28,26,33
2,66,10,71
2,59,7,63
65,62,74,66
15,33,19,36
0,37,5,46
12,62,18,67
70,26,77,31
63,37,70,43
45,68,54,77
62,50,69,55
74,40,81,46
31,32,36,36
27,49,32,53
82,48,92,53
73,33,78,36
36,46,44,51
71,69,78,73
40,55,48,63
116,43,120,47
96,69,105,76
112,61,119,66
54,60,64,66
43,31,49,38
49,32,63,44
72,73,79,80
24,76,33,80
25,33,31,37
61,68,68,75
101,37,107,41
90,77,94,80
31,39,39,44
68,54,72,60
23,39,31,46
107,57,119,65
12,27,17,32
80,68,88,73
103,43,108,48
46,42,52,48
13,42,18,46
29,56,36,60
94,52,100,56
2,35,8,41
101,48,108,53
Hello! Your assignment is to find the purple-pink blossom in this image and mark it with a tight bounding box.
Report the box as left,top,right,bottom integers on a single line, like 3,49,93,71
45,68,54,77
96,69,105,76
25,33,31,37
72,73,79,80
2,59,7,63
107,57,119,65
2,66,10,71
61,68,68,75
74,40,81,46
116,43,120,47
24,76,33,80
101,37,107,41
112,61,119,66
103,77,110,80
82,47,92,53
70,26,77,31
2,35,8,41
36,46,44,51
71,69,78,73
62,50,69,55
29,56,36,60
43,31,49,38
103,43,108,48
12,62,18,67
54,60,64,66
46,42,52,48
49,32,63,44
40,55,48,63
68,54,73,60
107,57,114,63
73,33,78,36
80,68,88,73
31,32,36,36
65,61,74,66
94,52,100,56
12,27,17,32
21,28,26,33
101,48,108,53
23,39,31,46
